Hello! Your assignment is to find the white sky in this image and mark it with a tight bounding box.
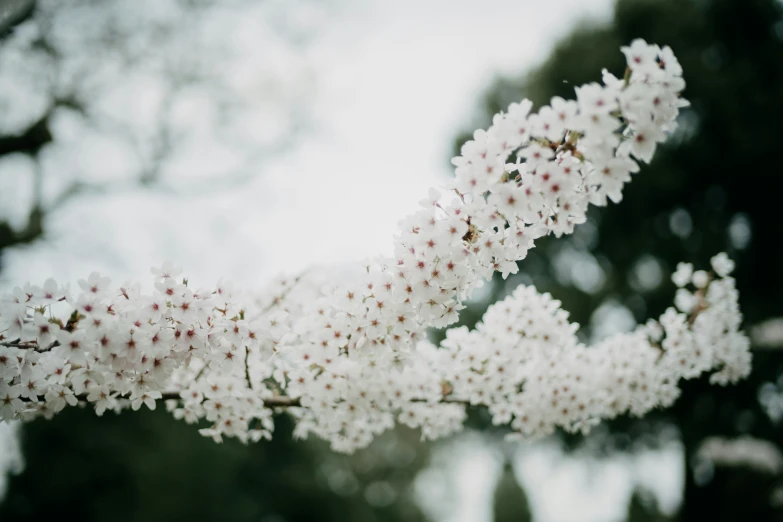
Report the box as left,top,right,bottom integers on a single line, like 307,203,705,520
1,0,614,290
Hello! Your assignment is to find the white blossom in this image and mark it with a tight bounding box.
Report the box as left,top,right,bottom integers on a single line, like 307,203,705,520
0,41,752,453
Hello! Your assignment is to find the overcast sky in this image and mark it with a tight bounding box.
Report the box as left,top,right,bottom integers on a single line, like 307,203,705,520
1,0,615,290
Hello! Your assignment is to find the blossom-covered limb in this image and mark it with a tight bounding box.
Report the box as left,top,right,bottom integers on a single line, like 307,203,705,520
0,41,751,452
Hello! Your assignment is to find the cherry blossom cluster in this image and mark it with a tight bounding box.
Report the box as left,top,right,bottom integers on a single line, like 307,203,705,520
0,40,752,452
430,253,749,439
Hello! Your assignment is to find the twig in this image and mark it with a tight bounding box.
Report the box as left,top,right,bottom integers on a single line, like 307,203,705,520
0,340,59,352
244,347,253,391
19,391,472,410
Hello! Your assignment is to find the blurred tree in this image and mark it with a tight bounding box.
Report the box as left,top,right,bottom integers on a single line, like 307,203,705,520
0,0,321,265
0,0,33,37
493,462,530,522
454,0,783,519
0,406,431,522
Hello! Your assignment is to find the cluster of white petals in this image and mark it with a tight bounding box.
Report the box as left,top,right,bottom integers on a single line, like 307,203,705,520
0,40,751,453
432,253,749,439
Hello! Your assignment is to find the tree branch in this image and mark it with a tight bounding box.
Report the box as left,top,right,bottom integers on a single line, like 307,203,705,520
0,339,58,352
0,0,35,40
17,391,471,410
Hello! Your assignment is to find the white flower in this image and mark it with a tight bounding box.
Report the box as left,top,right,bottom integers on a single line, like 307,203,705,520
33,278,62,307
576,83,618,114
488,184,528,220
659,46,683,77
711,253,735,277
131,390,162,411
621,39,659,71
151,261,183,281
518,143,554,171
32,314,57,348
674,289,697,313
55,329,88,365
672,262,693,287
692,270,710,289
0,40,749,455
622,121,667,163
78,272,111,295
87,385,116,416
0,307,24,342
45,385,78,412
0,384,23,418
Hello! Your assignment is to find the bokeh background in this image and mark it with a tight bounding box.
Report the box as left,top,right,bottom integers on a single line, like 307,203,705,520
0,0,782,520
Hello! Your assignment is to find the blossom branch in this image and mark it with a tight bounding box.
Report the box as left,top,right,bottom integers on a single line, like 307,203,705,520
0,40,751,452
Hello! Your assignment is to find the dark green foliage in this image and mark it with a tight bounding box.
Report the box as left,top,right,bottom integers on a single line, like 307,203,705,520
0,407,428,522
492,463,531,522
